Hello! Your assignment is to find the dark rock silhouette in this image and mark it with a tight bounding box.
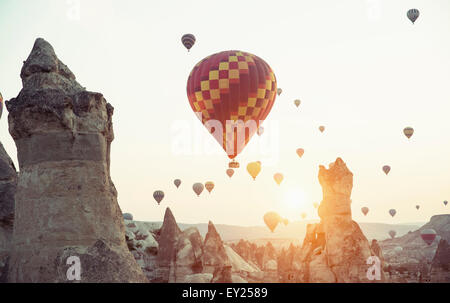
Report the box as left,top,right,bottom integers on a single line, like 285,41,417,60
202,221,231,273
0,142,17,282
6,38,147,282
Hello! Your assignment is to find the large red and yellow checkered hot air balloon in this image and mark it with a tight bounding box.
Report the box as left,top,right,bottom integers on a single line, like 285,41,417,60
187,50,277,163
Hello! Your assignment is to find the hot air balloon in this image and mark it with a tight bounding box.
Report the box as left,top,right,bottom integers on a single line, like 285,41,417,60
301,212,307,220
383,165,391,175
153,190,164,205
205,181,215,193
313,202,319,209
226,168,234,178
277,88,282,96
187,51,277,166
174,179,181,188
389,230,397,239
296,148,304,158
0,92,3,120
263,211,282,233
407,9,420,24
416,205,420,210
193,183,204,196
361,207,369,216
273,173,284,185
403,127,414,139
389,209,396,217
420,229,437,246
283,218,289,226
294,99,301,108
247,162,261,180
319,126,325,133
181,34,196,51
123,213,133,221
444,200,448,206
257,126,264,136
394,246,403,253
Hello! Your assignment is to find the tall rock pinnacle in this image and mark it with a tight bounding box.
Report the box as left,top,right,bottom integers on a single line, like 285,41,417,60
5,38,147,282
300,158,386,282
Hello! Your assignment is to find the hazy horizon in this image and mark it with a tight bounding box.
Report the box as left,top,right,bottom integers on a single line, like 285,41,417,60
1,0,449,226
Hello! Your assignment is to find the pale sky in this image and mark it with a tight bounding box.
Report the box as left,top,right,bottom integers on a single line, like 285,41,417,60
0,0,449,226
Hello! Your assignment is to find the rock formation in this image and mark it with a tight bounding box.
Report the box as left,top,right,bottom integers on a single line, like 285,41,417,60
202,221,231,274
430,239,450,282
300,158,386,282
5,38,147,282
0,142,17,282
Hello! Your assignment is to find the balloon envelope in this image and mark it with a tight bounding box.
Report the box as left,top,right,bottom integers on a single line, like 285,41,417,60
301,213,307,219
193,183,204,196
319,126,325,133
294,99,301,107
403,127,414,139
205,181,215,193
416,205,420,210
181,34,196,51
444,200,448,206
383,165,391,175
153,190,164,205
187,50,277,160
389,230,396,239
226,168,234,178
407,9,420,24
313,202,319,209
174,179,181,188
263,212,282,232
273,173,284,185
283,218,289,226
420,229,437,246
277,88,282,96
296,148,304,158
361,207,369,216
247,162,261,180
389,209,396,217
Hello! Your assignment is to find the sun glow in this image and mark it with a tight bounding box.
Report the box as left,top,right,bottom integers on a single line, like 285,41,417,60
284,188,307,211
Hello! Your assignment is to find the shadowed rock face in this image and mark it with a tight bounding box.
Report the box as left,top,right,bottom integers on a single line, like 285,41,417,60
0,142,17,282
301,158,386,282
203,221,231,273
6,38,147,282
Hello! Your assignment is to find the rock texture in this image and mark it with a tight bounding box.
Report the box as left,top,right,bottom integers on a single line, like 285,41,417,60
0,142,17,282
5,38,147,282
300,158,386,282
202,221,231,274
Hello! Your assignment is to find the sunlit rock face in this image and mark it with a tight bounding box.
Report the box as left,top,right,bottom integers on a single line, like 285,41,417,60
0,142,17,282
6,38,147,282
301,158,386,282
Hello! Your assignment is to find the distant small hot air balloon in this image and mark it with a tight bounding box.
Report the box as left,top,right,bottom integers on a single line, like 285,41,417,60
181,34,196,51
403,127,414,139
407,9,420,24
383,165,391,175
247,162,261,180
389,209,396,217
389,230,397,239
394,246,403,253
123,213,133,220
444,200,448,206
257,127,264,136
277,88,282,96
283,218,289,226
296,148,304,158
294,99,301,108
193,183,204,196
264,211,282,233
273,173,284,185
174,179,181,188
153,190,164,205
420,229,437,246
0,92,3,120
319,126,325,133
226,168,234,178
205,181,215,194
416,205,420,210
361,207,369,216
301,212,307,220
313,202,319,209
